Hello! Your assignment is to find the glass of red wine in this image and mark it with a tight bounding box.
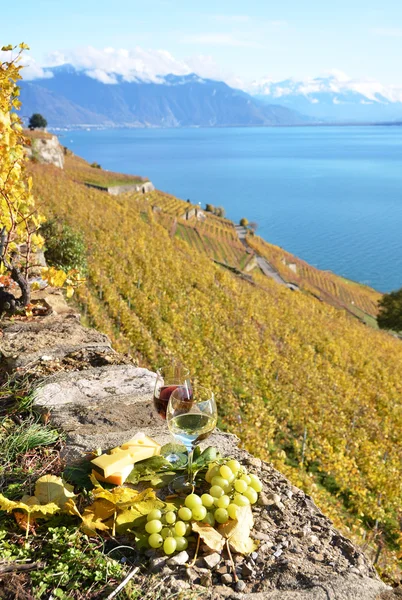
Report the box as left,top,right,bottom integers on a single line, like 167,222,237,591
153,364,192,464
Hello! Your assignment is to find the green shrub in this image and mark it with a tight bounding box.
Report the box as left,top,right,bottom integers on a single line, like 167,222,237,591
41,219,87,273
239,217,249,227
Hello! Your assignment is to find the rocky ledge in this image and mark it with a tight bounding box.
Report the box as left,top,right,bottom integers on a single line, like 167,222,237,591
0,291,395,599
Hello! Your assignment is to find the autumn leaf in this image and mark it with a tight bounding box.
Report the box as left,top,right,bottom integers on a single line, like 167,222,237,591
218,505,258,554
81,498,115,535
0,493,60,517
0,492,60,538
192,522,225,552
82,481,164,535
35,475,76,509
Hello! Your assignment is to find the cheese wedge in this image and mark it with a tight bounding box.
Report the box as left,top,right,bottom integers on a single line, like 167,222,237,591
91,434,161,479
92,464,134,486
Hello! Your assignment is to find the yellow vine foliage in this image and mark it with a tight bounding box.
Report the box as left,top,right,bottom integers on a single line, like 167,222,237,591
0,44,45,275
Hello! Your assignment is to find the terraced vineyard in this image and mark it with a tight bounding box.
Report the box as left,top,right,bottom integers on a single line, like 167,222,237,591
247,234,381,320
130,189,197,217
175,221,253,270
126,189,252,270
30,159,402,576
64,153,147,189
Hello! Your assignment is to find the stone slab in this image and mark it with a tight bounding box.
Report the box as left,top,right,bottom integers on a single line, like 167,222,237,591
1,313,112,369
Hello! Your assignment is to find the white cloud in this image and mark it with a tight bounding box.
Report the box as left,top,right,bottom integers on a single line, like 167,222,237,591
44,46,191,84
0,49,52,80
249,70,402,104
40,45,246,88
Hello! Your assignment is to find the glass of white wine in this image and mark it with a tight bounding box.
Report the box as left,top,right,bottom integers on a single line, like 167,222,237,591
167,384,217,491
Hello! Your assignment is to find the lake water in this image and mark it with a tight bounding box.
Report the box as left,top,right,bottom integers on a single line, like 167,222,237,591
63,126,402,292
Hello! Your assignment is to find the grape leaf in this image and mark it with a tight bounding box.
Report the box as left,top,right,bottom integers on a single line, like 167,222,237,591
81,498,115,535
82,482,164,534
192,521,225,552
126,455,173,484
160,443,187,457
218,505,258,554
35,475,76,508
63,459,93,489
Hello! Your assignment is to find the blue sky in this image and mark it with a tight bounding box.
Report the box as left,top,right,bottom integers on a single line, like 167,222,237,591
3,0,402,86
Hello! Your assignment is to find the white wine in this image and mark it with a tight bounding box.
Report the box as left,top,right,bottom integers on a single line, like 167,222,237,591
169,413,216,445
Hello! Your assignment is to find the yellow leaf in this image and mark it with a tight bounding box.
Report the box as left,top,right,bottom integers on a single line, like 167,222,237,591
81,498,115,535
0,492,60,517
66,285,74,298
35,475,76,509
218,505,258,554
192,522,225,552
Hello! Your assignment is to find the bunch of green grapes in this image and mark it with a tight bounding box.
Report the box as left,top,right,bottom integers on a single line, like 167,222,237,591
144,460,262,555
145,508,193,554
201,459,262,525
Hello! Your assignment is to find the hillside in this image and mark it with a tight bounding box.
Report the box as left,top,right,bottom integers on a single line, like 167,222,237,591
19,67,310,128
28,151,402,576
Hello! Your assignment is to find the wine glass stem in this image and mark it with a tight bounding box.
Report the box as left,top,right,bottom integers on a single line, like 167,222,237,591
187,445,195,486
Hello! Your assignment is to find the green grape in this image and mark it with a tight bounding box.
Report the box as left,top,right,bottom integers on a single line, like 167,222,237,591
227,459,241,473
249,475,263,492
178,507,192,521
234,494,250,507
219,465,233,480
161,527,173,539
211,476,230,492
174,521,187,537
184,523,192,536
205,464,220,483
174,536,188,551
202,511,216,526
234,479,248,493
214,508,229,524
227,503,238,520
147,509,162,522
216,494,230,509
226,472,235,484
240,474,251,485
148,533,163,548
192,505,207,521
244,486,258,504
210,485,224,498
163,537,177,555
201,493,214,508
165,511,177,524
185,494,202,509
145,519,163,534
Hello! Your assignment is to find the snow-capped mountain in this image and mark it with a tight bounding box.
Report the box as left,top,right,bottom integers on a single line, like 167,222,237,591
250,72,402,122
19,65,311,128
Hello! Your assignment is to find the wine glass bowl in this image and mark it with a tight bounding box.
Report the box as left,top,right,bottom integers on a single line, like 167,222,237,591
167,385,217,491
153,365,191,420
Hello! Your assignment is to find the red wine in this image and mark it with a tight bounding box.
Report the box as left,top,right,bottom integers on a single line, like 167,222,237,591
154,385,178,419
154,384,193,419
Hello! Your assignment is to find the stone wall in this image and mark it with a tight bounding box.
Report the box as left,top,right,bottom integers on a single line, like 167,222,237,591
0,290,392,600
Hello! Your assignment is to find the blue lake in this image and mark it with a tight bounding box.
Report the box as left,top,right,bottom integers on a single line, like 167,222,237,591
63,126,402,292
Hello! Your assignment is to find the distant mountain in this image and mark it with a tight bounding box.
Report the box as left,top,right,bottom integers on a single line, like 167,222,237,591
19,66,310,128
250,73,402,122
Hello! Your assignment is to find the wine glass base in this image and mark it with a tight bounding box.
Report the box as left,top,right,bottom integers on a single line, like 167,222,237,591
168,475,194,494
164,453,182,465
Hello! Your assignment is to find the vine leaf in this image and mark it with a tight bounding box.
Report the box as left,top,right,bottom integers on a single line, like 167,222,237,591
192,522,225,552
218,505,258,554
35,475,76,509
